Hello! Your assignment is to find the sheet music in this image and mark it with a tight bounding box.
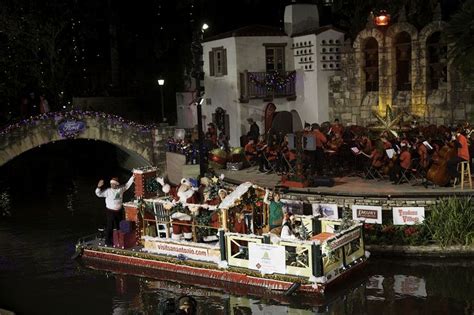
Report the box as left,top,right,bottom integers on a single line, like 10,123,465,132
386,148,395,159
423,141,433,150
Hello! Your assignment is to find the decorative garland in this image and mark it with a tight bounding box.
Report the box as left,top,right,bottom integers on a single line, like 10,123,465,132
248,71,296,91
144,177,160,194
0,110,162,136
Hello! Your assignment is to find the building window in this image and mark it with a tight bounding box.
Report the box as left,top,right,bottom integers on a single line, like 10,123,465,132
427,31,447,90
265,46,285,72
209,47,227,77
395,32,411,91
364,37,379,92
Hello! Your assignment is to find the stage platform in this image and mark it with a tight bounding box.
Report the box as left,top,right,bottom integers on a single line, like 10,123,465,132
220,166,474,199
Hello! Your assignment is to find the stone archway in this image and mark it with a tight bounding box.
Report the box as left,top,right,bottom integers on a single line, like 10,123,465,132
353,28,385,114
419,21,449,121
0,112,173,169
386,22,419,114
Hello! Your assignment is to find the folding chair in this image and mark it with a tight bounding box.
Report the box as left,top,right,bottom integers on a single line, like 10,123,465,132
153,202,170,238
363,159,383,180
279,152,296,175
397,160,418,185
262,151,279,174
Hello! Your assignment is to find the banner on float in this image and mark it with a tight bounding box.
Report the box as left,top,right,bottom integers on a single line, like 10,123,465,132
312,203,339,219
352,205,382,224
249,243,286,275
393,275,427,298
280,199,304,215
393,207,425,225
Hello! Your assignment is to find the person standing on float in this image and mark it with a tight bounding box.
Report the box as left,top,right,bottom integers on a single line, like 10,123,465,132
264,189,284,231
95,176,134,246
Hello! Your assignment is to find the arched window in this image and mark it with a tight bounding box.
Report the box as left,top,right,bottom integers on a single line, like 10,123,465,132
364,38,379,92
427,31,447,90
395,32,411,91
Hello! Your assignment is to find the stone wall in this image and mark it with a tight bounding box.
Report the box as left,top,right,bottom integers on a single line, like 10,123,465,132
329,18,474,127
152,126,175,174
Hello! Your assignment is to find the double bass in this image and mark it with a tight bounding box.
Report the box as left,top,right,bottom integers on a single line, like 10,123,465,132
426,141,457,186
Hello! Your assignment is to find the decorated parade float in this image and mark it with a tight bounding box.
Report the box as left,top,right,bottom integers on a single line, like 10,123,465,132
75,167,369,296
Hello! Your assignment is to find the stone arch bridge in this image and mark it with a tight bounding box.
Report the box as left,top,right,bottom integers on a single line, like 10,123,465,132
0,111,174,170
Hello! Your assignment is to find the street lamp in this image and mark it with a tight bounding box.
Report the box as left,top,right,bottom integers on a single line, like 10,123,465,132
192,23,209,177
157,79,166,122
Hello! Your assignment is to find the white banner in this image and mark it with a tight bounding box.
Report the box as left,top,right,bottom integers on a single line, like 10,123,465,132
393,275,427,298
392,207,425,225
143,239,220,263
352,205,382,224
312,203,339,219
249,243,286,275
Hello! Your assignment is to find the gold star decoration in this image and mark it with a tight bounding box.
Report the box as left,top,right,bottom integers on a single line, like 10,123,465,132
370,105,405,138
211,176,219,183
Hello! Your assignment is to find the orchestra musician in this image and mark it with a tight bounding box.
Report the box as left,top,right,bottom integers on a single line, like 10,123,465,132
244,139,258,163
279,135,297,173
312,123,327,175
369,141,385,170
447,127,470,183
256,135,269,172
415,137,430,170
326,132,343,173
330,118,344,138
389,141,412,184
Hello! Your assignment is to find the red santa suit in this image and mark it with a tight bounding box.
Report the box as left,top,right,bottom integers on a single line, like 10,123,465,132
170,178,198,241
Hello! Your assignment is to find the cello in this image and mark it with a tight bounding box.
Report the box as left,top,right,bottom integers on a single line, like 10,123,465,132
426,140,457,186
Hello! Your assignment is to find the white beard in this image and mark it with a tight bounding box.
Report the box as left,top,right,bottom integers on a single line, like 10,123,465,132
177,188,194,203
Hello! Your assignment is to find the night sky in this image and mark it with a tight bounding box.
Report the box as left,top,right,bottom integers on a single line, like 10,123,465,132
0,0,465,124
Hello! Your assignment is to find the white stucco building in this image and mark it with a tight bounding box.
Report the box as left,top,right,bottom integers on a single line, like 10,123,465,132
177,3,344,147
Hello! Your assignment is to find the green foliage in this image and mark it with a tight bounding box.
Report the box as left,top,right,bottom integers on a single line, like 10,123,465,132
446,0,474,84
423,196,474,247
364,223,431,246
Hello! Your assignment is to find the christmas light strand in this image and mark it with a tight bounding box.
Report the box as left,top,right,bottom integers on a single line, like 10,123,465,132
0,110,166,136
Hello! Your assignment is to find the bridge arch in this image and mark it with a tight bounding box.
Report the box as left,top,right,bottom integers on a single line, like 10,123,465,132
0,111,173,170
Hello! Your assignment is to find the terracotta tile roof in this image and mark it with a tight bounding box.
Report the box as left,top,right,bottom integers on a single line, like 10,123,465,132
202,25,287,43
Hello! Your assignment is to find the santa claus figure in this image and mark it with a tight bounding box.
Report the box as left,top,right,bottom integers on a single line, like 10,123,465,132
170,178,198,241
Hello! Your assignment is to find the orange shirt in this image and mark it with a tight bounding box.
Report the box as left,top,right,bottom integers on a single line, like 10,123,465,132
312,130,327,148
244,142,256,154
331,124,344,137
457,134,470,161
382,140,392,150
417,143,429,168
287,150,296,161
370,149,383,168
400,150,411,170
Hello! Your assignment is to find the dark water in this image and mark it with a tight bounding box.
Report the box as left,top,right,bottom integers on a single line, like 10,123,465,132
0,141,473,314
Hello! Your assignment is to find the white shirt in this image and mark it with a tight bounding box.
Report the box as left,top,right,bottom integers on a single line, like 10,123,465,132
95,176,134,210
280,223,296,239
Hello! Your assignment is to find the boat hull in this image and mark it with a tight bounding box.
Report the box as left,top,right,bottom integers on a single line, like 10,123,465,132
79,245,368,298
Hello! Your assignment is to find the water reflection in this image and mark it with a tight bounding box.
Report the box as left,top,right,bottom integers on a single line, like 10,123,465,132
92,257,474,315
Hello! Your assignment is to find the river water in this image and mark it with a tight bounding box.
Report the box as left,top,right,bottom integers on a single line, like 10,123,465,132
0,141,473,314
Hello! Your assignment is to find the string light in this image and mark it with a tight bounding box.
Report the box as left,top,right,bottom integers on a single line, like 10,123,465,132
249,71,296,91
0,111,164,136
